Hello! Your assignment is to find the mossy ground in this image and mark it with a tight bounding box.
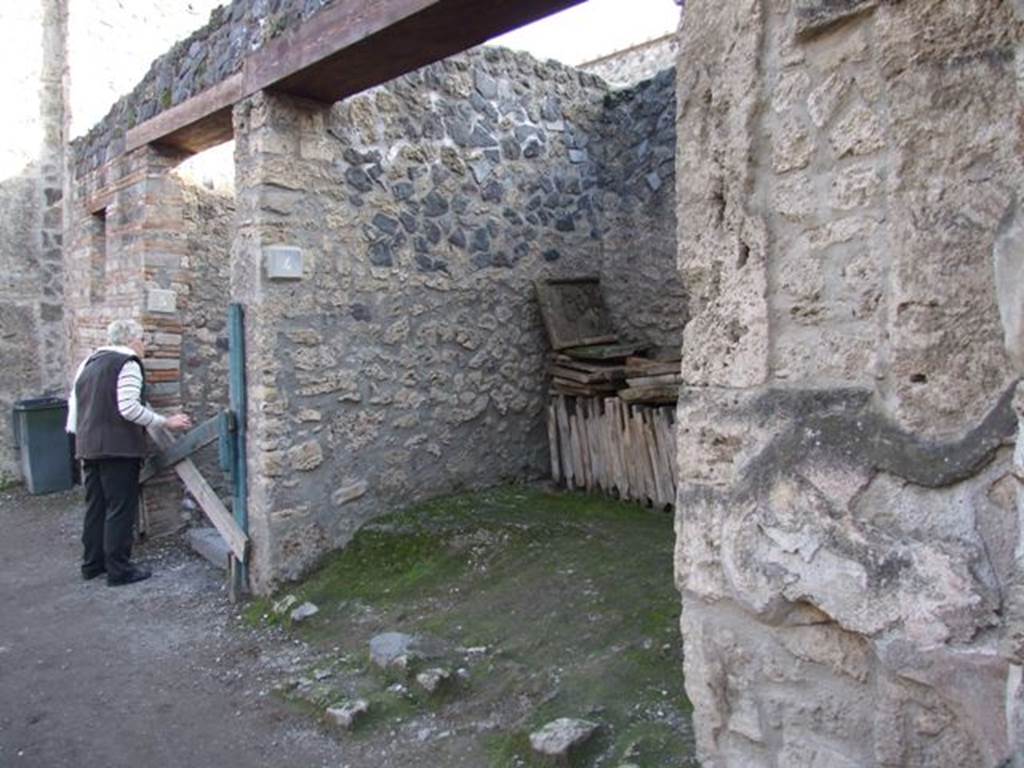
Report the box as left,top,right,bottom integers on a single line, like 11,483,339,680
249,485,698,767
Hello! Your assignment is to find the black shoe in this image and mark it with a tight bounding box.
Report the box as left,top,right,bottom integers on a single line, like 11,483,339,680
81,566,106,581
107,567,152,587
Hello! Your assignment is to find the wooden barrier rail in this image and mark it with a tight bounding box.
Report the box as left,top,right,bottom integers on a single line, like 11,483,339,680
547,395,677,509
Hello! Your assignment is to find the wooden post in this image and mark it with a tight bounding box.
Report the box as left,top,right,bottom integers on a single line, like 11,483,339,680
228,303,249,598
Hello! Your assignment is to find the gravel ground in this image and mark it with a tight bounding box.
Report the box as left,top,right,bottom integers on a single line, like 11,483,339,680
0,485,341,768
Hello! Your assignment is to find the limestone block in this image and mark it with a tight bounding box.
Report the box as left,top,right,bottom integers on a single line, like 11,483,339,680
287,440,323,472
994,198,1024,373
807,72,852,129
793,0,878,40
772,113,814,174
828,162,881,210
771,69,811,114
528,718,599,760
827,101,884,159
326,698,369,730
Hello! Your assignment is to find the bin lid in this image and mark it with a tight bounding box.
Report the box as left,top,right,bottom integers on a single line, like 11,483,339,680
14,396,68,412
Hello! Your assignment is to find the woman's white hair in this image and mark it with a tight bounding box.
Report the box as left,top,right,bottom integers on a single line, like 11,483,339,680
106,319,143,347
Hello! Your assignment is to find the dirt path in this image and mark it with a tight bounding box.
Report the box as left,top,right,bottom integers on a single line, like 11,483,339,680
0,486,340,768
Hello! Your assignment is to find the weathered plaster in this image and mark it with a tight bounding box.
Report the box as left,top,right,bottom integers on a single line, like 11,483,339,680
675,1,1024,765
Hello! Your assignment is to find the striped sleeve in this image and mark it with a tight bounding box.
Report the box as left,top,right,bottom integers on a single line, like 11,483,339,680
65,358,88,434
116,360,167,429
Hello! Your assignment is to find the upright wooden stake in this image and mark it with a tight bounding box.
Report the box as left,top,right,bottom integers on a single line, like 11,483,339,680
228,303,249,599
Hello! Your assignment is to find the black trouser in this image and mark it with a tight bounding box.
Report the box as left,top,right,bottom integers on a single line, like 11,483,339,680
82,458,141,580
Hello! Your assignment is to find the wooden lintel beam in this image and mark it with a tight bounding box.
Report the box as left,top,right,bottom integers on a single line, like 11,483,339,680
117,0,584,155
265,0,587,104
125,73,244,155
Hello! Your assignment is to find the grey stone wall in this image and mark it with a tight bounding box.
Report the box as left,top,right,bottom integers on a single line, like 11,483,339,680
67,0,224,139
72,0,336,176
0,0,67,483
178,182,234,497
580,34,679,89
599,67,685,350
674,1,1024,765
233,48,616,589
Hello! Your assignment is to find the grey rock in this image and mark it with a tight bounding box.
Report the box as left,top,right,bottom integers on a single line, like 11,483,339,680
422,190,449,218
290,602,319,623
368,241,393,267
529,718,599,759
469,159,494,184
370,632,421,670
325,698,369,730
414,667,451,694
372,213,400,235
344,166,373,192
555,216,576,233
474,69,498,99
272,594,298,616
188,527,229,570
370,634,446,671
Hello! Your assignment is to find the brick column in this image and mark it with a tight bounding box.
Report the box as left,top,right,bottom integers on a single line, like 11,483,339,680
65,143,190,533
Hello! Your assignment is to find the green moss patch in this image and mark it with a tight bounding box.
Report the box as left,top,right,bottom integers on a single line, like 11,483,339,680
257,485,697,766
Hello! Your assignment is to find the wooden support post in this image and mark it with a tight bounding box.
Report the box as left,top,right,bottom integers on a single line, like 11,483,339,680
228,303,249,595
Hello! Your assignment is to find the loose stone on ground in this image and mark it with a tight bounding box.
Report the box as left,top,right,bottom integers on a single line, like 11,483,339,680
529,717,601,760
326,699,370,730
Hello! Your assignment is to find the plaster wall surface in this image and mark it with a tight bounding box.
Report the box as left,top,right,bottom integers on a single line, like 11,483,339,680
674,1,1024,765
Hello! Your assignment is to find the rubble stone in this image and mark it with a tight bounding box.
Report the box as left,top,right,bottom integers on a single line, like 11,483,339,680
325,698,369,730
528,717,599,760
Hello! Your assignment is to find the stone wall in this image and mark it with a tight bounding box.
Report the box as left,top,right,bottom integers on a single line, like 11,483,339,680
0,0,67,483
66,0,224,139
232,48,616,589
599,67,685,349
580,33,679,89
674,1,1024,765
72,0,335,176
177,181,234,498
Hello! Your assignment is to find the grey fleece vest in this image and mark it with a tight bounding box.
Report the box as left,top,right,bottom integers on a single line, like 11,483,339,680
74,351,147,460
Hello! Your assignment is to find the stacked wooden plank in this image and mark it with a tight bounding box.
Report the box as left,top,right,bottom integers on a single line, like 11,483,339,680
548,355,624,396
618,355,682,405
547,343,647,396
547,395,677,510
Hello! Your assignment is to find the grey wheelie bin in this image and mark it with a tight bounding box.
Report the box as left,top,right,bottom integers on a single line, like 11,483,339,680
12,397,74,494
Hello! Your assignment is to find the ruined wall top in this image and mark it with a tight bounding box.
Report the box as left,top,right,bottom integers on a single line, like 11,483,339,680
579,33,678,88
71,0,336,175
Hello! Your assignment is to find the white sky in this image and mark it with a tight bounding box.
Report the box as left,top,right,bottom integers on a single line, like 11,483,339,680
488,0,681,66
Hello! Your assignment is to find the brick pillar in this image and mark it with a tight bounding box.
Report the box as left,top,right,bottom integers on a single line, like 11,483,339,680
65,143,190,534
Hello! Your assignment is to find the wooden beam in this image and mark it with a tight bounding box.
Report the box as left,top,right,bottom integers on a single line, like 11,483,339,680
252,0,586,104
227,303,250,592
148,425,249,562
140,412,226,484
125,73,243,155
119,0,584,153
